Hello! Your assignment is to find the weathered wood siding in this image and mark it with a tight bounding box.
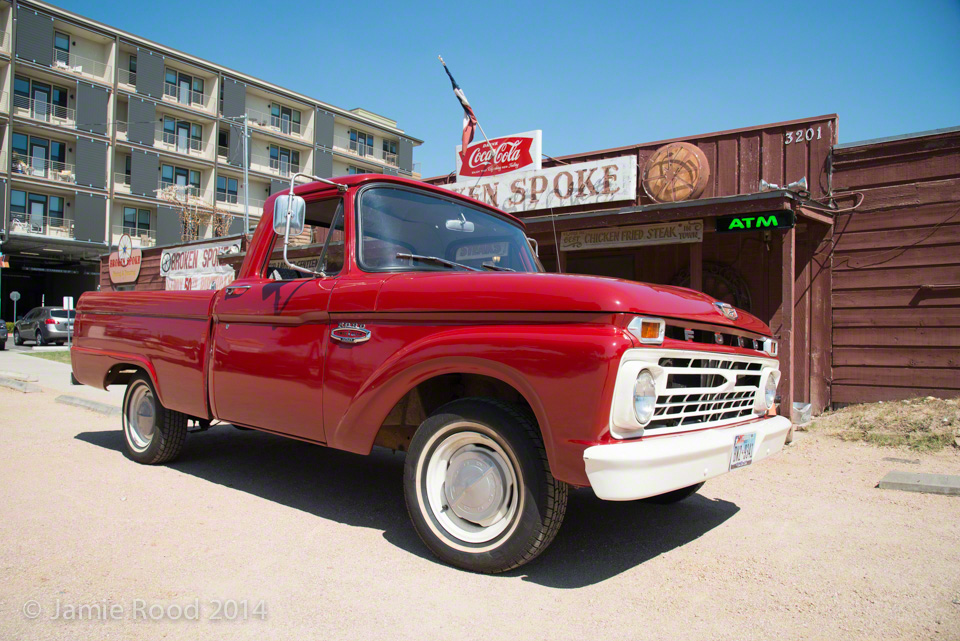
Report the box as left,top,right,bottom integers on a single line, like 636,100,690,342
830,129,960,403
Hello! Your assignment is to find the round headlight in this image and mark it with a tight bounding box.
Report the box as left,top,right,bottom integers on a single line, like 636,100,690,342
633,370,656,426
764,374,778,410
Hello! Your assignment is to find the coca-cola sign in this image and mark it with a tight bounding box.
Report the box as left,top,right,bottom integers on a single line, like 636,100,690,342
456,130,541,178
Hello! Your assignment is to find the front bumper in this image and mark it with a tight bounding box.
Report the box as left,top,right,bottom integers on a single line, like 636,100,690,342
583,415,791,501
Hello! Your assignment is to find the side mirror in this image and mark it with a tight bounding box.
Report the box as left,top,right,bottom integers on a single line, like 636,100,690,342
273,195,306,237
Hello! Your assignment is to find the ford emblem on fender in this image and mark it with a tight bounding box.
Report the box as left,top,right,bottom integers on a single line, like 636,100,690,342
331,323,371,344
713,302,739,321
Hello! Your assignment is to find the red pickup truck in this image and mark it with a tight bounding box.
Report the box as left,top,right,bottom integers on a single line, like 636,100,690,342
72,173,790,573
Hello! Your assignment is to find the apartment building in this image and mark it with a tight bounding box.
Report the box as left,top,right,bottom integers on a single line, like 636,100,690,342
0,0,421,317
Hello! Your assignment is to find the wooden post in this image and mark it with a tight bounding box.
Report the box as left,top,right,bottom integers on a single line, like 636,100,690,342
690,241,703,291
780,227,795,420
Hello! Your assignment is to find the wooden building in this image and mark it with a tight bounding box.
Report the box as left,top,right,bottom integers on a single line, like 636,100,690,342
427,118,960,414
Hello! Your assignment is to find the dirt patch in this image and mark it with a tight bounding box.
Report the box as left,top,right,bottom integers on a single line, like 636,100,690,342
808,396,960,452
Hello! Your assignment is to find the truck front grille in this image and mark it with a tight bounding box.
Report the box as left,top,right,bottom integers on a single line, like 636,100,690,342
649,357,763,430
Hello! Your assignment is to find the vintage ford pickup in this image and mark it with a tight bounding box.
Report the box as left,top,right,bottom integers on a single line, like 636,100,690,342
72,173,790,573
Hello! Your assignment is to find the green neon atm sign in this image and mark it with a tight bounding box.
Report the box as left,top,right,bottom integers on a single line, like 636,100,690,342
715,210,796,233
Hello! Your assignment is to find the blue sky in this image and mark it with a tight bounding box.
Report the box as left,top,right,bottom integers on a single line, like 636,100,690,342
62,0,960,177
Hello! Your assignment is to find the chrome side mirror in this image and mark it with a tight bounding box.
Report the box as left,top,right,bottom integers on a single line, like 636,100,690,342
273,195,306,237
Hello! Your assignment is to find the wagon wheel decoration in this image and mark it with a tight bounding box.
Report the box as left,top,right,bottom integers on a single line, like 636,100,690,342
671,261,752,312
642,142,711,203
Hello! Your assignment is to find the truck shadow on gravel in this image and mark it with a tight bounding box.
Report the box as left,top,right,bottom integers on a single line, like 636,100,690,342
76,427,739,588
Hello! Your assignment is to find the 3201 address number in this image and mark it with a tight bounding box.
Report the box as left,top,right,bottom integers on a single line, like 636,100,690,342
785,126,822,145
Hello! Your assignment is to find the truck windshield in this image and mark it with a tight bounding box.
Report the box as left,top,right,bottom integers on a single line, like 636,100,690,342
358,186,541,273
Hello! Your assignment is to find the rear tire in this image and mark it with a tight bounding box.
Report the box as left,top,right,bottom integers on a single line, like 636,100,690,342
643,482,705,504
35,330,45,347
404,398,568,573
121,373,187,464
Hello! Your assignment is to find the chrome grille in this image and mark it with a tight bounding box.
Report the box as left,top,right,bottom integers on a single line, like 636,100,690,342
649,356,763,430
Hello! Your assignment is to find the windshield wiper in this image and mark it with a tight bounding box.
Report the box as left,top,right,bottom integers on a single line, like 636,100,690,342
396,253,480,272
481,262,515,272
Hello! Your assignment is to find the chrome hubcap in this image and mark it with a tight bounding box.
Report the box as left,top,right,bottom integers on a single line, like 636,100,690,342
419,424,522,549
125,384,157,452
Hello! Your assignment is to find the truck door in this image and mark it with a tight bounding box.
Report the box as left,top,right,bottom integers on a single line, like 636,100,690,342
209,199,345,442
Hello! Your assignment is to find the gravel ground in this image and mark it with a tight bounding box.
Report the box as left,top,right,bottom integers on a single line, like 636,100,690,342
1,385,959,640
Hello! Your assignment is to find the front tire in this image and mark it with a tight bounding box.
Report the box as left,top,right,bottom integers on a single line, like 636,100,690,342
122,374,187,464
14,329,23,346
404,398,568,573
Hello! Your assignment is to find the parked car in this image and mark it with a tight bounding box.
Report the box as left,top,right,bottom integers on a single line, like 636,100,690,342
72,174,789,573
0,323,7,350
13,307,75,346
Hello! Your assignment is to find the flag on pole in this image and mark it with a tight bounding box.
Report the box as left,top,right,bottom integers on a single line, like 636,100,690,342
439,56,478,159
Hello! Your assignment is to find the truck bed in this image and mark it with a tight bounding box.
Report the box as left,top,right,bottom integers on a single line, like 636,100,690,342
72,290,217,418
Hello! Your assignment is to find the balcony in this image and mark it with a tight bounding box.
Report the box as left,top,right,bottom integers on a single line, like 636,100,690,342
163,82,208,112
332,135,398,167
218,145,229,160
12,154,75,184
249,151,299,178
12,94,76,127
112,225,156,248
242,107,312,142
215,191,265,214
157,180,211,205
9,213,74,239
53,48,111,83
156,127,204,157
114,172,131,193
118,68,136,87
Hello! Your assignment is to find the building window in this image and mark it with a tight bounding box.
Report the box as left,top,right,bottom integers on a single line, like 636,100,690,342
123,206,151,233
10,190,26,215
161,165,201,193
165,68,201,105
189,170,201,189
218,129,228,150
13,75,29,103
349,130,374,157
383,139,398,164
270,104,301,135
54,32,70,66
190,123,203,145
13,76,69,120
269,145,299,176
11,134,67,177
129,55,137,73
346,166,369,175
49,196,65,225
124,155,131,178
216,176,239,204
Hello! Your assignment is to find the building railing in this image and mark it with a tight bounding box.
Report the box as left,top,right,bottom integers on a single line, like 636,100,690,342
332,135,399,167
112,225,156,248
118,68,136,87
163,81,208,110
156,127,204,155
12,94,76,126
243,107,311,141
218,145,229,159
53,47,112,81
11,154,75,183
9,213,74,239
215,192,265,212
412,162,422,176
158,180,205,201
249,152,299,177
114,172,131,192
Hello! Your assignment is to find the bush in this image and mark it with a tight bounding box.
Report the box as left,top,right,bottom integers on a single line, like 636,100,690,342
5,322,12,333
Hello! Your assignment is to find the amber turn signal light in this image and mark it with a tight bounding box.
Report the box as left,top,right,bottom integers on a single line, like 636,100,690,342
627,317,665,345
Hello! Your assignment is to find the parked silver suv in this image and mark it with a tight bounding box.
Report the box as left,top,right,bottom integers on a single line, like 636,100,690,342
13,307,75,346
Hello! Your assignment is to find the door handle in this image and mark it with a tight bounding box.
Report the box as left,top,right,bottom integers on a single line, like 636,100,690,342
225,285,251,295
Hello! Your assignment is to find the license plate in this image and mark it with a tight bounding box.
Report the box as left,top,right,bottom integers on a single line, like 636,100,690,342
730,432,757,469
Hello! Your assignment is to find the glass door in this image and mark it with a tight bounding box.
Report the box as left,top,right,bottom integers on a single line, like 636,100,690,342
30,138,49,178
31,82,51,122
278,148,291,177
176,121,190,154
178,74,191,105
29,194,48,233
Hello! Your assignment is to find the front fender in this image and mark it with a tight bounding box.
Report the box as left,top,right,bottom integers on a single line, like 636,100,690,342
324,321,631,486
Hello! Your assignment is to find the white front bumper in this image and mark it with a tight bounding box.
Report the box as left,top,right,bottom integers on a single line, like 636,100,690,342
583,415,791,501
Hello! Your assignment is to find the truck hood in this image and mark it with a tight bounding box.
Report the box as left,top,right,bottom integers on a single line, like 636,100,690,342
374,272,771,336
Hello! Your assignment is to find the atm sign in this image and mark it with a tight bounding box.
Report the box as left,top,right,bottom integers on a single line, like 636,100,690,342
716,210,796,233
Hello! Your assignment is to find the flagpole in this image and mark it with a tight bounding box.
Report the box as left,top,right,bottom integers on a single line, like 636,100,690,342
438,56,499,162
